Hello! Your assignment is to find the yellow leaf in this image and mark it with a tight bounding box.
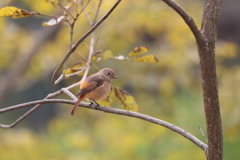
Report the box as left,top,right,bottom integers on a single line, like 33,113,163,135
128,46,148,57
133,54,159,63
114,87,138,112
65,3,74,10
91,50,103,62
0,6,34,18
96,50,113,63
64,61,86,76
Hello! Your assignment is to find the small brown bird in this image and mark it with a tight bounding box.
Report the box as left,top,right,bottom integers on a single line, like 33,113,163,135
71,68,117,115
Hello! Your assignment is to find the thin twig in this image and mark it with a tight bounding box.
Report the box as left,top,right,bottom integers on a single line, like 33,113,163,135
198,122,208,144
79,0,101,79
54,1,91,84
58,3,75,20
51,0,122,85
93,0,102,25
61,88,78,101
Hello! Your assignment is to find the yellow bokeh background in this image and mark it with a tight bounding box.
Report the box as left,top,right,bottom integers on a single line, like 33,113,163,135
0,0,239,159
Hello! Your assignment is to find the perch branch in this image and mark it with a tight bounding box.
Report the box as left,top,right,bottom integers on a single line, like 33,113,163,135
0,98,208,152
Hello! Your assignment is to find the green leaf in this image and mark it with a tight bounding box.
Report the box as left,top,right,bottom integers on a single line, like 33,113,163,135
0,6,35,18
132,54,159,63
128,46,148,57
114,87,138,112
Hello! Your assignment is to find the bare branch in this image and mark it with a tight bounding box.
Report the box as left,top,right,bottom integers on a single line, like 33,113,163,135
0,99,74,114
93,0,102,25
61,88,78,101
51,0,122,85
96,105,208,152
162,0,203,42
0,97,207,152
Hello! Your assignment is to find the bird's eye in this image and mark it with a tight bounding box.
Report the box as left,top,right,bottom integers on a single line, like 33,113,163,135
107,72,111,75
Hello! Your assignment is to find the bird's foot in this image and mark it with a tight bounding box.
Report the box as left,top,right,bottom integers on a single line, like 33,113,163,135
89,100,100,109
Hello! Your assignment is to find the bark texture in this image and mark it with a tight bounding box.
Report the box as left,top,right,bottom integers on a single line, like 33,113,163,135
199,0,223,159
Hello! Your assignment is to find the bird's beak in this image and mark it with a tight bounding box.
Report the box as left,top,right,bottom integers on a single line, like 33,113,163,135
113,76,117,79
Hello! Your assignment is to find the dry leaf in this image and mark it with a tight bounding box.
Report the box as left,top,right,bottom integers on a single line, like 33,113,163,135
64,61,86,76
133,54,159,63
128,46,148,57
0,6,35,18
114,87,138,112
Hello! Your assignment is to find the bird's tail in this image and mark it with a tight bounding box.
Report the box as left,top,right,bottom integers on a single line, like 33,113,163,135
71,94,85,115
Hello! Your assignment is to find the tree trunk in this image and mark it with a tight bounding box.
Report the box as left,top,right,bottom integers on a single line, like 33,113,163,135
198,0,223,159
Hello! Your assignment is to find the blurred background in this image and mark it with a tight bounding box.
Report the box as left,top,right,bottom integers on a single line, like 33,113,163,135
0,0,239,159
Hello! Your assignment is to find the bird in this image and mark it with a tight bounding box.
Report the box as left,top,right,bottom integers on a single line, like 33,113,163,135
71,68,117,115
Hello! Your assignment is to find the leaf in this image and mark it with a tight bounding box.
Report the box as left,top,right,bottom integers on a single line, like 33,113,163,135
42,16,65,26
132,54,159,63
64,61,86,76
96,50,113,63
65,3,74,10
0,6,35,18
114,87,138,112
128,46,148,57
91,50,103,62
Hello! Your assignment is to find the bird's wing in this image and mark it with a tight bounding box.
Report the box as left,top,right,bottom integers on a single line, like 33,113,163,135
76,76,104,96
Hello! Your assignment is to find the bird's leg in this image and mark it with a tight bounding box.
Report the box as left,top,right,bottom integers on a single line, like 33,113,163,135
89,100,100,109
92,100,100,106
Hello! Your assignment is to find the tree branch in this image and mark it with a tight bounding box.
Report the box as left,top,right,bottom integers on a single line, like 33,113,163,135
51,0,122,85
0,97,207,152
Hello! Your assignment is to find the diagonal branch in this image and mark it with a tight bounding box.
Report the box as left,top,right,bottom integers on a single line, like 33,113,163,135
51,0,122,85
0,98,208,152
